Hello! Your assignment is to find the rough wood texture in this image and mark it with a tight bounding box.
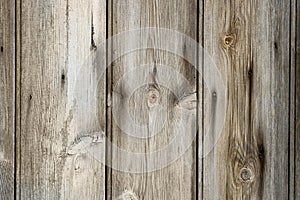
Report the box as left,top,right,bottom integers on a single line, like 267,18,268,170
290,0,297,198
108,0,198,199
18,0,106,199
1,0,299,199
203,0,292,199
295,0,300,198
0,0,15,199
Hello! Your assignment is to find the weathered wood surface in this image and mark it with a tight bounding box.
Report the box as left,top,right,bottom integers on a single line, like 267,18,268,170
18,0,106,199
203,0,295,199
0,0,15,199
291,0,298,198
295,0,300,198
108,0,198,199
0,0,299,199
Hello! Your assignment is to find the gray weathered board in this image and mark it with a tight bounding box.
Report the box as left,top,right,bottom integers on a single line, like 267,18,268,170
0,0,299,199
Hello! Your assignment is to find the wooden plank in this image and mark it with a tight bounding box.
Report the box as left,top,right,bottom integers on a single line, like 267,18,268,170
295,0,300,198
290,0,297,198
0,0,15,199
19,0,106,199
108,0,198,199
203,0,291,199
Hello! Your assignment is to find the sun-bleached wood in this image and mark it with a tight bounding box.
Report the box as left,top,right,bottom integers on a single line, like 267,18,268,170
295,0,300,198
108,0,198,199
0,0,298,199
18,0,106,199
0,0,15,199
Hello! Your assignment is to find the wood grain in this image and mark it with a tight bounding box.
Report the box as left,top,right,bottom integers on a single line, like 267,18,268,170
108,0,198,199
203,0,292,199
290,0,297,198
0,0,298,199
295,0,300,198
0,0,15,199
18,0,106,199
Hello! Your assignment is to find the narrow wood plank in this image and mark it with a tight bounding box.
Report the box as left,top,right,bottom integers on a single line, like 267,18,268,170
60,0,106,199
249,1,291,198
19,0,106,199
108,0,198,199
290,0,297,198
203,0,257,198
295,0,300,197
203,0,291,199
0,0,15,199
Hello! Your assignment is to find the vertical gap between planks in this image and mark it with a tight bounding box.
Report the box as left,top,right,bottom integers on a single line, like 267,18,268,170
105,0,112,199
288,0,291,198
195,0,200,199
295,0,298,197
15,0,22,199
19,0,21,197
200,0,205,199
105,0,108,198
14,0,17,198
294,0,298,198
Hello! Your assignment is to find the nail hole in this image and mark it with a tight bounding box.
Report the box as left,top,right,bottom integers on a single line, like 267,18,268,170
1,46,3,52
61,74,66,84
29,94,32,100
248,69,253,77
274,42,278,49
212,91,217,99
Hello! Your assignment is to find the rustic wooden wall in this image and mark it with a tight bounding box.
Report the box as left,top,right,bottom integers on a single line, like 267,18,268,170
0,0,299,199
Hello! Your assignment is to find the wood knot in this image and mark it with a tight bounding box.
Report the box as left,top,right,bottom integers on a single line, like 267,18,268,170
176,92,197,110
223,35,235,48
147,87,160,108
118,189,139,200
239,167,254,183
67,133,104,155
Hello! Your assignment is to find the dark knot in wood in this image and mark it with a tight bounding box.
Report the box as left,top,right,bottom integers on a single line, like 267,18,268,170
224,35,235,48
239,167,254,183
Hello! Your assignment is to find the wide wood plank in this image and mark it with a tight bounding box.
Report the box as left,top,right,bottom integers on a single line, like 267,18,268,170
108,0,198,199
0,0,15,199
203,0,291,199
19,0,106,199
